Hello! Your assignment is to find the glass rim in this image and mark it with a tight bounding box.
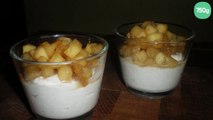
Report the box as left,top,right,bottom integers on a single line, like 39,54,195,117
114,21,195,44
10,33,109,65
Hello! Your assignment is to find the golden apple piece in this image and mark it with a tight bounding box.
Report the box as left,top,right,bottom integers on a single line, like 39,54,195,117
155,52,166,66
85,43,103,55
24,65,41,81
146,47,160,58
40,66,55,78
75,50,89,66
56,36,72,45
33,46,49,60
64,39,82,59
49,53,65,62
22,53,33,61
41,41,55,58
146,33,163,42
145,24,158,35
156,23,168,33
129,25,146,38
23,44,36,54
37,56,48,62
79,67,92,87
72,64,92,86
132,50,147,66
57,65,73,82
75,50,89,59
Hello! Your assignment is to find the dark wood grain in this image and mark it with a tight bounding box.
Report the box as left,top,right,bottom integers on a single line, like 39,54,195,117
0,38,213,120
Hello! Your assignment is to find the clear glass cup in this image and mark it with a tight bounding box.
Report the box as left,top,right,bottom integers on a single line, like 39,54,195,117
10,34,108,119
115,21,195,99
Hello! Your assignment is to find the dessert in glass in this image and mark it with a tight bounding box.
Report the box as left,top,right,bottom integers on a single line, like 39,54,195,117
10,34,108,119
115,21,195,99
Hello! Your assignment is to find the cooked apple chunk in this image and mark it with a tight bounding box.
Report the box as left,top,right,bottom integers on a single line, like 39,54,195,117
64,39,82,59
24,65,41,81
33,46,49,60
23,44,36,53
85,43,103,55
40,66,55,78
57,65,73,82
41,42,55,58
21,36,102,87
49,53,65,62
120,21,186,67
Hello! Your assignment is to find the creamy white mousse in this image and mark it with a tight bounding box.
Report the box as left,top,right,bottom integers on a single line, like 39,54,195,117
22,75,102,119
22,56,106,120
120,57,186,93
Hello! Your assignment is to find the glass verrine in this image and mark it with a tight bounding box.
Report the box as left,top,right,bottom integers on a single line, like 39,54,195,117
115,21,195,99
10,34,108,119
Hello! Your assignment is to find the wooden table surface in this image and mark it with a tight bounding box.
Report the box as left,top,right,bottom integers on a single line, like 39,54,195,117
0,37,213,120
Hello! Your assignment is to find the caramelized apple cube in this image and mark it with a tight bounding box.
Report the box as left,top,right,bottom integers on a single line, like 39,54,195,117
85,43,103,55
145,24,158,35
132,50,147,66
78,67,92,87
24,65,41,81
23,44,36,53
146,47,160,58
49,53,65,62
146,33,163,42
155,52,166,65
64,39,82,59
75,50,89,59
57,65,73,82
156,23,168,33
75,49,90,67
40,66,55,78
41,41,55,58
22,53,33,61
37,56,48,62
129,25,146,38
33,46,49,60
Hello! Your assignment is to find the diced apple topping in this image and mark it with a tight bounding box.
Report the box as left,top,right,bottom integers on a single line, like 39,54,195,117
57,65,73,82
120,21,185,67
21,36,103,86
23,44,36,54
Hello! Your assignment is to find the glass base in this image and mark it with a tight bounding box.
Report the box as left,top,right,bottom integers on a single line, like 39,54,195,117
32,109,93,120
127,87,175,99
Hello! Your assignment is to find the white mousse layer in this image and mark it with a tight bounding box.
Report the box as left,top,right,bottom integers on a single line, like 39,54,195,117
120,57,185,93
22,74,102,119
